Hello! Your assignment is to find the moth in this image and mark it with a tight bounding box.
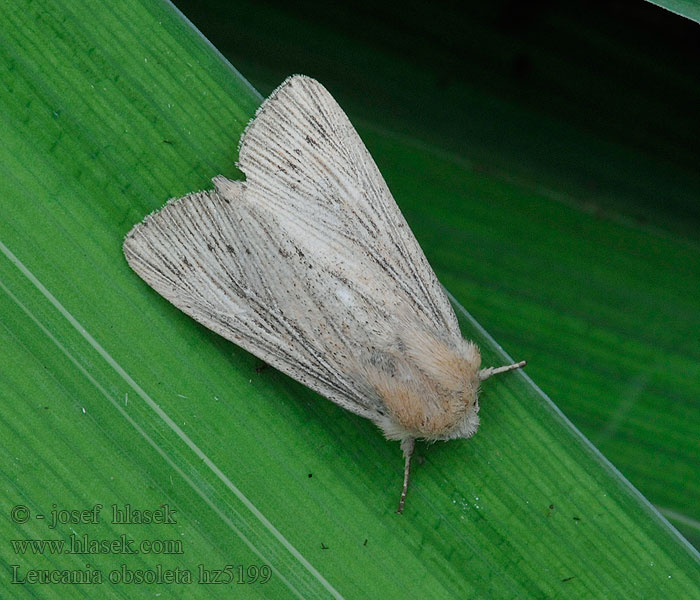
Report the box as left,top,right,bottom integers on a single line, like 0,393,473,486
123,75,525,513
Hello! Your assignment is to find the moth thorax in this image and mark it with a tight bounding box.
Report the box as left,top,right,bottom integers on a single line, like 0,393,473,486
372,331,483,441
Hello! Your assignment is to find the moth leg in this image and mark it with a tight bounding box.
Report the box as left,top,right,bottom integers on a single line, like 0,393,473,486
397,437,416,514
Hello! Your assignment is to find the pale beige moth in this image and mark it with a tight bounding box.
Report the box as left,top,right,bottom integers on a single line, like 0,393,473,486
123,75,525,513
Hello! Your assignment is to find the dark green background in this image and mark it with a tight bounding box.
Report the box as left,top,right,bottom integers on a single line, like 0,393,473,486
174,0,700,548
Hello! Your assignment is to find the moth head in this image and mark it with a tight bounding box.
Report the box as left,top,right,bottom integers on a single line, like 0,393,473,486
446,344,528,438
433,337,483,441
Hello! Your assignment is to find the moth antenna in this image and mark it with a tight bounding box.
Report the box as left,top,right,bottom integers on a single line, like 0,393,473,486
478,360,527,381
397,437,416,514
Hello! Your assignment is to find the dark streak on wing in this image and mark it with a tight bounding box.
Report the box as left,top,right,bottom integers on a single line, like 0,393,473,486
238,76,460,338
124,187,382,420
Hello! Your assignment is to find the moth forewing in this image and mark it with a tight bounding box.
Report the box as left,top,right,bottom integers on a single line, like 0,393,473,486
123,74,526,515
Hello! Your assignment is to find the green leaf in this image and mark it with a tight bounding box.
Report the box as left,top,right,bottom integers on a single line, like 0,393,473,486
645,0,700,23
1,1,699,599
195,0,700,552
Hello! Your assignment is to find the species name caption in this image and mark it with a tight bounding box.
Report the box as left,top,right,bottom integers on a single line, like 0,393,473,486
8,504,272,585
